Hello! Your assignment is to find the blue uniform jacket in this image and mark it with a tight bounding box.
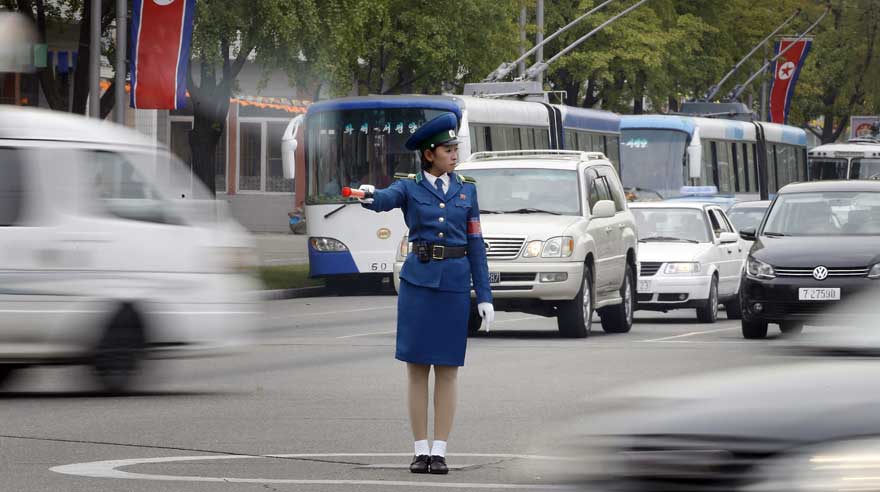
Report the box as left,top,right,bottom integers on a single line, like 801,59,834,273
364,172,492,304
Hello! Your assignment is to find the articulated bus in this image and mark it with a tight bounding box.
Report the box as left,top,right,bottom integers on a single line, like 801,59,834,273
619,115,808,201
807,140,880,180
281,95,620,284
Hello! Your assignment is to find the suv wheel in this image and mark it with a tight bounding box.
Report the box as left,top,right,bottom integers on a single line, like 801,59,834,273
599,262,634,334
93,305,147,394
557,265,593,338
741,318,768,339
696,276,719,323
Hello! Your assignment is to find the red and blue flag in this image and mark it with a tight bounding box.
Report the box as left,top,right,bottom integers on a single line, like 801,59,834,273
130,0,196,109
769,38,812,124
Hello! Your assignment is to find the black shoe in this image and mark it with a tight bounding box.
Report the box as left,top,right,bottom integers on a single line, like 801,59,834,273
428,455,448,474
410,454,430,474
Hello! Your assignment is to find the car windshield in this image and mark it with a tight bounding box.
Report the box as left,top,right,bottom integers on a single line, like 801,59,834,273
762,191,880,236
726,206,768,231
462,168,581,216
632,208,710,243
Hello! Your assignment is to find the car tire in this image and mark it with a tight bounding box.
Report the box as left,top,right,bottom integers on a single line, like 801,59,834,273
467,304,483,336
696,276,719,323
599,262,634,334
93,305,147,394
724,294,743,320
780,322,804,336
557,264,593,338
741,318,769,339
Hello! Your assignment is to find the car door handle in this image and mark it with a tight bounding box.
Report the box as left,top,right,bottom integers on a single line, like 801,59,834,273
604,227,613,233
618,223,626,229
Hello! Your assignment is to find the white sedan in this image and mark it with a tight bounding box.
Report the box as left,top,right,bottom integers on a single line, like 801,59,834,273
630,202,747,323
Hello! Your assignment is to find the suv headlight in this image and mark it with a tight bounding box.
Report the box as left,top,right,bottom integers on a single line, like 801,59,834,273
522,240,543,258
309,237,349,252
869,263,880,279
542,237,574,258
747,256,776,279
663,262,701,274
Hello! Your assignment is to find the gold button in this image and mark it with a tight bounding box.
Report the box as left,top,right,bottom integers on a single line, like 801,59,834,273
438,232,445,238
439,217,445,223
439,203,446,208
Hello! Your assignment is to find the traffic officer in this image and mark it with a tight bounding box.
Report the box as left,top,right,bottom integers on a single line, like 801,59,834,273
358,113,494,475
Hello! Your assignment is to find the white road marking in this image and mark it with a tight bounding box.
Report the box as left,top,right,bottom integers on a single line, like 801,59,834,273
494,316,543,324
640,326,738,342
51,452,577,490
337,330,396,339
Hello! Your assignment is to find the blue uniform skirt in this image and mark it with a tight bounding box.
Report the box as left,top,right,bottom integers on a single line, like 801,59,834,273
396,279,470,367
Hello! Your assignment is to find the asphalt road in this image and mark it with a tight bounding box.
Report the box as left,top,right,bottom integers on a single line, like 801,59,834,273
0,296,798,491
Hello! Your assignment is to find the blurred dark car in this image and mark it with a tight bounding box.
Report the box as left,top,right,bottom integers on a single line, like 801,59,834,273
726,200,771,232
739,181,880,339
556,289,880,492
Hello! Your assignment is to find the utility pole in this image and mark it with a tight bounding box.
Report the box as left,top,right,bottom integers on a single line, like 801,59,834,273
115,0,126,124
518,5,526,77
89,0,101,118
760,46,768,122
535,0,544,86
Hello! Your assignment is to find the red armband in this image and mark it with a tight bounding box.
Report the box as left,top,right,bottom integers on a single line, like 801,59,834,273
467,218,482,237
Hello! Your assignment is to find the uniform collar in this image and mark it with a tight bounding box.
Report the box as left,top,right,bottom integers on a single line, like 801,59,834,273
422,171,449,188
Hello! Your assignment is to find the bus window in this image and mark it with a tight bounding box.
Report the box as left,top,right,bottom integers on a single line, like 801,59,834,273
850,158,880,179
591,134,605,154
796,147,806,181
766,144,778,192
702,140,717,188
606,136,620,171
563,130,575,150
732,142,744,192
743,143,756,192
716,141,735,193
470,125,487,152
775,145,797,188
808,158,847,180
520,128,535,149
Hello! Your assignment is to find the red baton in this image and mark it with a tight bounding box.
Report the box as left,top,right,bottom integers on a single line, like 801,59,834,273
342,187,374,199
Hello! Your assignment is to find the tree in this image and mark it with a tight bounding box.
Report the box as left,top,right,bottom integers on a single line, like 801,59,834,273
187,0,319,196
5,0,126,119
790,0,880,143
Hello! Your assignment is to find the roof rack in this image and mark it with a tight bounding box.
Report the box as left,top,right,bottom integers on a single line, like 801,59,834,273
848,137,880,144
467,150,608,161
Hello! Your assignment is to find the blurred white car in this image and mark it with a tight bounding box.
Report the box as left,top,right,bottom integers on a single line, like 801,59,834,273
0,107,262,392
631,202,747,322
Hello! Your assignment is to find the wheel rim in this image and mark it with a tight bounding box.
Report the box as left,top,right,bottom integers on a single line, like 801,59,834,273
711,282,718,319
582,274,592,332
623,273,633,324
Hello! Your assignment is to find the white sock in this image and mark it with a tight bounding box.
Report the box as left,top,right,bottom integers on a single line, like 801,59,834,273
431,440,447,457
414,440,430,456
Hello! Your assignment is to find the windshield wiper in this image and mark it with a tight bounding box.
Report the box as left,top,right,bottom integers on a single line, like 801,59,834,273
764,231,788,237
505,208,562,215
480,209,505,214
639,236,699,244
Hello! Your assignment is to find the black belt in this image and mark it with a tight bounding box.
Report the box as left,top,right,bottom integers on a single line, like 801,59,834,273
412,242,467,262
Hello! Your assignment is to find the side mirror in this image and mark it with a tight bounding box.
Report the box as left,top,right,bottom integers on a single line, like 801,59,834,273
719,231,739,244
592,200,616,219
281,115,303,180
739,227,756,241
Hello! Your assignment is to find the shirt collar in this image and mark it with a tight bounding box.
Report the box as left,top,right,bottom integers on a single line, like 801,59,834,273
422,171,449,187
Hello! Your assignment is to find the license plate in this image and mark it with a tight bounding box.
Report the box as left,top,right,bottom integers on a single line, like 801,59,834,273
798,288,840,301
488,272,501,284
637,279,652,293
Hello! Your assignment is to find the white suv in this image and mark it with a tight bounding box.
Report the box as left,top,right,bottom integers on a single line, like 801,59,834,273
393,150,638,338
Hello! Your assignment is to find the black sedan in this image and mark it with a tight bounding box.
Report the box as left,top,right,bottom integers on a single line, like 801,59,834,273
738,181,880,339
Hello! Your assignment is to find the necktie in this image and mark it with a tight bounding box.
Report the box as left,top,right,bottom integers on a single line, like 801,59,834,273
435,178,444,194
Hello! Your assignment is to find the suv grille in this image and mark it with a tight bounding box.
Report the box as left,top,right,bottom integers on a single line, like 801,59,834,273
640,262,663,277
483,236,526,259
775,267,869,278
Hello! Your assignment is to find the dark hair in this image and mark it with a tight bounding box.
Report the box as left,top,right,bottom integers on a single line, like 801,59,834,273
420,148,433,171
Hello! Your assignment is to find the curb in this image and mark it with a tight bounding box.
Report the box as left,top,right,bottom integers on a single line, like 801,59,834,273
261,286,327,300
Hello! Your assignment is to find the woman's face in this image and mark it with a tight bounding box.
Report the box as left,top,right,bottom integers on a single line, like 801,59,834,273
425,144,459,175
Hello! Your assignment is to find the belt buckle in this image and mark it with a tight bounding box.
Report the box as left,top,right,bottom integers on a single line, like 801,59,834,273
432,245,445,260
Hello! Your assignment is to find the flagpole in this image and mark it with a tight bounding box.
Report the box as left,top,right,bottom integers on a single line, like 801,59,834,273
115,0,126,124
89,0,101,118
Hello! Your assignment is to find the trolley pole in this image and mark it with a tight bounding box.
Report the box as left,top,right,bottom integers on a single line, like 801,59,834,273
89,0,101,118
536,0,544,86
115,0,126,124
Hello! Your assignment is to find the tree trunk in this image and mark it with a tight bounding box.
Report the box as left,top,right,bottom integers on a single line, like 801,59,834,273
189,110,225,196
582,77,599,108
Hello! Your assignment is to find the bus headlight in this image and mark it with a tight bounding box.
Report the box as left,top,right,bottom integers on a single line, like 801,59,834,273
542,237,574,258
310,237,349,252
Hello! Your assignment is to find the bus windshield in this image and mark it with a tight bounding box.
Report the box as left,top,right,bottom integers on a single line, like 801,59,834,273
619,129,688,199
306,108,451,203
807,158,848,180
850,158,880,180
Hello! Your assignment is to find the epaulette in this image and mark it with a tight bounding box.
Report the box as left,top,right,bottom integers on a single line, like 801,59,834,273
459,174,477,184
394,173,417,180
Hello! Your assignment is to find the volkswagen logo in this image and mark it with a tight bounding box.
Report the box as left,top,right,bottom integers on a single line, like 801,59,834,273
812,266,829,281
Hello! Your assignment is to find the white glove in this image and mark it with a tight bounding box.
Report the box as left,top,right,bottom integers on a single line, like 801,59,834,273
357,184,375,204
477,302,494,332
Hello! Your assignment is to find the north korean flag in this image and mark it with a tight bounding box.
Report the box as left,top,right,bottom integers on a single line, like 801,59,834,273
130,0,196,109
768,38,812,124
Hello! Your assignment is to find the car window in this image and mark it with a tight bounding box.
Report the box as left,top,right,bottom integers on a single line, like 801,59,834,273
707,209,730,237
718,210,736,232
83,150,179,225
0,148,25,226
596,165,627,212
